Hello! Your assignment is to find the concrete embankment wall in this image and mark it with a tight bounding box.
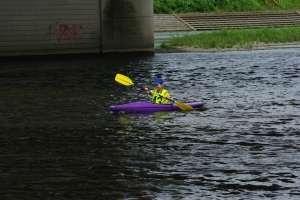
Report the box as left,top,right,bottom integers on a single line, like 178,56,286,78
0,0,154,58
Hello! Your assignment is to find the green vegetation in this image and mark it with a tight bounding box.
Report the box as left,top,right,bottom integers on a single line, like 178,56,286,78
164,27,300,49
154,0,300,14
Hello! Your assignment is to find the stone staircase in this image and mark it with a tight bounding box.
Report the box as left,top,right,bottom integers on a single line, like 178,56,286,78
154,10,300,32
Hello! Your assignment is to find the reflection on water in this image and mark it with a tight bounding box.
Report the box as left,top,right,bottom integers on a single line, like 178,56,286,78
0,49,300,199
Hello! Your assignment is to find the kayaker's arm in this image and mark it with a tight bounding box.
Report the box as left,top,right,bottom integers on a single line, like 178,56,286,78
164,96,173,101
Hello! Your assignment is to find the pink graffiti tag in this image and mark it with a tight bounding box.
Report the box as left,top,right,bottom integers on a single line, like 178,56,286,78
45,20,89,42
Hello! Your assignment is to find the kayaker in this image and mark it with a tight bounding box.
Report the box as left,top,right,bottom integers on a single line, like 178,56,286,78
145,78,172,104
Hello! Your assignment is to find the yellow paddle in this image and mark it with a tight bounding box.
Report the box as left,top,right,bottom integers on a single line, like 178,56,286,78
115,73,193,111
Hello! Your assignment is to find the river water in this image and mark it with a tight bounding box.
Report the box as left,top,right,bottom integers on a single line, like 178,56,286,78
1,48,299,199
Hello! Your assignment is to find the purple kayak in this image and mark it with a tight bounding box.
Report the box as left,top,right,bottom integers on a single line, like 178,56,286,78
109,101,205,112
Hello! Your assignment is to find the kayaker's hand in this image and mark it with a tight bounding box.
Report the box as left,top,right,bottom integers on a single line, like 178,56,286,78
145,88,150,94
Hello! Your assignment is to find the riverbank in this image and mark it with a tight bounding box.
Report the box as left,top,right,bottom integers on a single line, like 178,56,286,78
155,42,300,53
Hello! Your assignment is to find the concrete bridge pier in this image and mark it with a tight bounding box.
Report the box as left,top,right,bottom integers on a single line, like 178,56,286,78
100,0,154,55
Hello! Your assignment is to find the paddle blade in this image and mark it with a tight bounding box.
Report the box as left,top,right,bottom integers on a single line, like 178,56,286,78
115,73,134,86
174,101,194,111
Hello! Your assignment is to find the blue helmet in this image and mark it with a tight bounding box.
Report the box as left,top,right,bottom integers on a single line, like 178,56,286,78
153,78,164,86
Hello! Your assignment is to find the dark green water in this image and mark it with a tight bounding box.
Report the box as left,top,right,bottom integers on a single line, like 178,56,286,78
1,49,299,199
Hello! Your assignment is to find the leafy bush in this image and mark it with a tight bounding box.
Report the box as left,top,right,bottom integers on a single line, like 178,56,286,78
154,0,216,13
154,0,300,14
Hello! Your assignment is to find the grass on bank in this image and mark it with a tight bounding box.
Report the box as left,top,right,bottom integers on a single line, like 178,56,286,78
161,27,300,50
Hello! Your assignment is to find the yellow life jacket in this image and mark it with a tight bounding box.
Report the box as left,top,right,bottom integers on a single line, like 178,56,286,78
151,89,171,104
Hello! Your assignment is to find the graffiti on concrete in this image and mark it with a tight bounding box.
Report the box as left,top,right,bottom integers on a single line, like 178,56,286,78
45,20,99,42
